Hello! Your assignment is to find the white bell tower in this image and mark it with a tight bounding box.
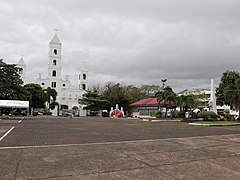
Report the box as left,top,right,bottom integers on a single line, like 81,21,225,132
79,62,88,91
48,34,62,91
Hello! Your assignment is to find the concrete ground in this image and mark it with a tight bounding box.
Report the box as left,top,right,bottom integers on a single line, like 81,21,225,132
1,117,240,179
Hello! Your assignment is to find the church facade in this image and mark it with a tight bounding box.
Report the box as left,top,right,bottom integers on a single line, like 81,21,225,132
35,34,88,116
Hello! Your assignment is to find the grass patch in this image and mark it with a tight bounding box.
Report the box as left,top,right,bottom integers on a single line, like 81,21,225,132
195,121,240,125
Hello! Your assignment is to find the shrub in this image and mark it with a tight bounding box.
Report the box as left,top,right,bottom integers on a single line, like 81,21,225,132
225,114,235,121
155,111,162,118
176,111,185,118
149,111,156,117
197,111,218,120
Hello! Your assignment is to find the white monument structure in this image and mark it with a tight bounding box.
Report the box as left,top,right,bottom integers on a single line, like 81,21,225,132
17,57,27,84
36,34,88,116
209,79,217,114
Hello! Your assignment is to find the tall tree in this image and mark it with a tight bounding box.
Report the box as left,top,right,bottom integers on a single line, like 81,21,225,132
24,83,45,109
0,59,28,100
140,85,161,97
125,85,145,104
102,82,129,111
44,87,58,111
224,78,240,118
79,88,107,111
156,86,177,118
102,82,144,112
178,95,195,112
216,70,240,105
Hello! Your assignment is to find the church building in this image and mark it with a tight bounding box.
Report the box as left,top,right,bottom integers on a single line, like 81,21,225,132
35,34,88,116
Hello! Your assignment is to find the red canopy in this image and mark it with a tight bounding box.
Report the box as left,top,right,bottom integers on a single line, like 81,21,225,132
129,98,158,107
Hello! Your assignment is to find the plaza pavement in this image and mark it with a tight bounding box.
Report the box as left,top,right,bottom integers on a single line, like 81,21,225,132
0,116,240,179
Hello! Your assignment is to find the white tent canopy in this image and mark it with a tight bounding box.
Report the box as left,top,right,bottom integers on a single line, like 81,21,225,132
0,100,29,108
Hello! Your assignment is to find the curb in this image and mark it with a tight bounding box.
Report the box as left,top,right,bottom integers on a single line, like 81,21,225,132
143,119,181,122
189,123,240,126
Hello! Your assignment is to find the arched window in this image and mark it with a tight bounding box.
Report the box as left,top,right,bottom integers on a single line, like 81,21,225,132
54,49,57,55
83,74,87,80
52,70,56,77
72,106,78,110
82,84,86,90
53,60,57,65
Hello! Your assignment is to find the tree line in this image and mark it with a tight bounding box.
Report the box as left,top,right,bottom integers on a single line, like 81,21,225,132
80,71,240,118
1,58,240,118
0,59,57,113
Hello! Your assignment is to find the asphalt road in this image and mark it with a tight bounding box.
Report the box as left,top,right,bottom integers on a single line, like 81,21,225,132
1,116,240,147
1,116,240,179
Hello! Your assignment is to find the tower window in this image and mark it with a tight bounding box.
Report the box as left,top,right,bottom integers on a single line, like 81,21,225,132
51,82,56,88
82,84,86,90
52,70,56,77
62,84,66,87
53,60,57,65
83,74,87,80
54,49,57,55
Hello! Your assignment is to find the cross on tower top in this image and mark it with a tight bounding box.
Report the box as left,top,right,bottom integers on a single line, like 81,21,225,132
54,28,59,34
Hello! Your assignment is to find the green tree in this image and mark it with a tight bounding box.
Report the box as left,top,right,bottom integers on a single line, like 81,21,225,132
79,88,107,111
140,85,161,97
24,83,45,109
102,82,144,112
156,86,177,118
216,70,240,106
125,85,145,104
44,87,58,111
224,78,240,119
102,82,129,111
178,95,195,112
0,59,28,100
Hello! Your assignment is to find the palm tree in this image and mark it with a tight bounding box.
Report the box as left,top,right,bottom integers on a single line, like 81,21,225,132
156,86,177,118
178,95,195,112
224,78,240,119
44,87,57,112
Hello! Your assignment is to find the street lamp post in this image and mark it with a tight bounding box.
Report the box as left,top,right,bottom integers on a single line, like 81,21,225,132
160,78,167,118
161,79,167,89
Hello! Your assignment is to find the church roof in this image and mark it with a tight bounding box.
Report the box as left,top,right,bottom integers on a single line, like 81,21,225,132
50,34,61,44
17,57,26,66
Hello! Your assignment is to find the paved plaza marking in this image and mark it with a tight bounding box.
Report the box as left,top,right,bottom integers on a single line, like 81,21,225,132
0,133,239,150
0,126,15,142
18,117,24,123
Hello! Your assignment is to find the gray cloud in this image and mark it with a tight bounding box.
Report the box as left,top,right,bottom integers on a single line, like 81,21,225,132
1,0,240,92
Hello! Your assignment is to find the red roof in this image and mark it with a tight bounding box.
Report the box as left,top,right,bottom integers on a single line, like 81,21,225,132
129,98,158,107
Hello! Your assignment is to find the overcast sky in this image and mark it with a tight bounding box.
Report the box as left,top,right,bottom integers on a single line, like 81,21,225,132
1,0,240,92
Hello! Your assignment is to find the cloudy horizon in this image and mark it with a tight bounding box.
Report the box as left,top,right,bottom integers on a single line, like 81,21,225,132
1,0,240,92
